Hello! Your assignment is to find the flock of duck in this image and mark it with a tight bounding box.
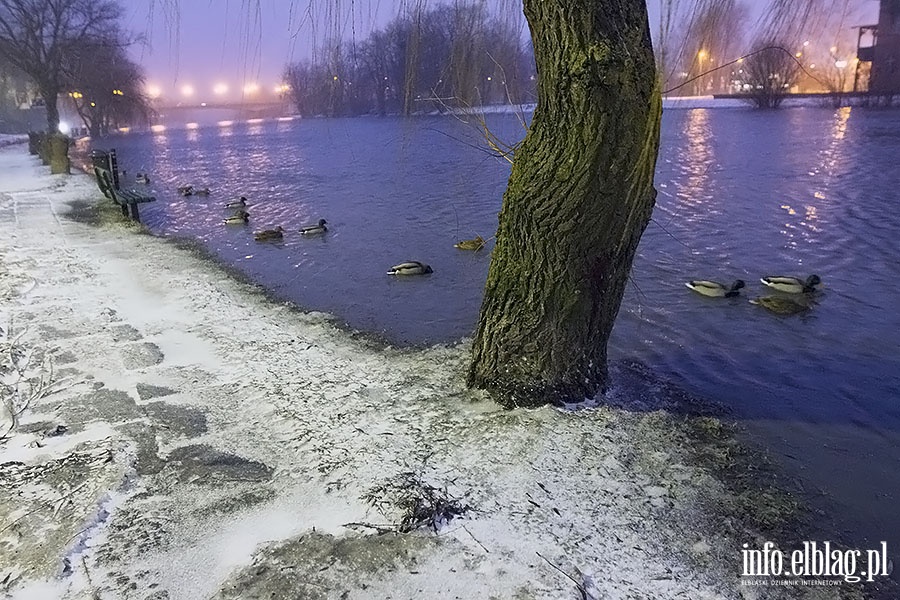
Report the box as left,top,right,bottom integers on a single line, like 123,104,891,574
148,179,821,305
685,274,822,315
171,186,489,276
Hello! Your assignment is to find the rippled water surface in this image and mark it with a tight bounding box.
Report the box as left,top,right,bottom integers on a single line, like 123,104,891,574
106,107,900,556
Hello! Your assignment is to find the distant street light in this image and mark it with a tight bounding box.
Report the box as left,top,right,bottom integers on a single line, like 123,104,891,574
181,84,194,97
214,83,228,95
243,82,259,94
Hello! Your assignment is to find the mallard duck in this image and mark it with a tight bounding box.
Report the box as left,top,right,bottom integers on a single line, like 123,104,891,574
454,235,486,251
750,295,814,315
387,261,433,276
225,196,248,209
254,226,284,241
760,274,821,294
135,173,150,184
685,279,745,298
300,219,328,235
178,185,193,197
224,212,249,225
194,187,210,196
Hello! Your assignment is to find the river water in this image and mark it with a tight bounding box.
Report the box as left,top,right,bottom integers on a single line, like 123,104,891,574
102,106,900,563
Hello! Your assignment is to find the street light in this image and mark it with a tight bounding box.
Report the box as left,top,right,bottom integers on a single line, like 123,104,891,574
697,49,708,95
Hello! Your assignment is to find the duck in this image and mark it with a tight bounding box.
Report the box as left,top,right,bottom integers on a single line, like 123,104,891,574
387,261,433,276
225,196,248,209
254,226,284,241
454,235,486,251
178,185,193,197
684,279,745,298
224,211,249,225
750,295,814,315
135,173,150,184
300,219,328,235
194,187,211,196
760,274,821,294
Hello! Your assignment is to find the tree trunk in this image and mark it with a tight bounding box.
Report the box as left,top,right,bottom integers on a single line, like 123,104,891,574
467,0,661,408
48,133,70,174
42,87,61,134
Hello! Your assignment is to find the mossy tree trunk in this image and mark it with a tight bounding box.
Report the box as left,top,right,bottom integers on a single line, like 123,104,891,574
467,0,661,408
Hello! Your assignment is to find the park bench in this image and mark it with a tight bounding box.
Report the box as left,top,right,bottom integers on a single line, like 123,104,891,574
90,149,155,221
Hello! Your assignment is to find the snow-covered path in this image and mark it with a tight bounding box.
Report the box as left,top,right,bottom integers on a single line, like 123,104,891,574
0,144,833,600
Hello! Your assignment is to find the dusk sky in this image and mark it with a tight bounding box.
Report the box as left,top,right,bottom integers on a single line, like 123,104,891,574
124,0,410,103
124,0,879,104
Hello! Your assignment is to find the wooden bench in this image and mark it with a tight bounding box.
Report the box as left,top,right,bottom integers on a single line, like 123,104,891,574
90,149,155,221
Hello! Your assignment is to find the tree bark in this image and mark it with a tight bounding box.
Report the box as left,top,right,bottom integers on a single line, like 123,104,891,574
42,86,61,134
467,0,661,408
48,133,70,174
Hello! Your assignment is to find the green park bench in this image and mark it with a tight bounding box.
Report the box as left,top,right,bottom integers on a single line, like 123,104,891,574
90,149,155,221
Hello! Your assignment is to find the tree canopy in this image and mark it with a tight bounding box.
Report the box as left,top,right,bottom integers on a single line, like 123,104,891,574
0,0,139,132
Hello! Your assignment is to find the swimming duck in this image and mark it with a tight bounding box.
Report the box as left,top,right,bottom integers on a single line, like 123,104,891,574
224,211,249,225
750,295,814,315
254,226,284,241
387,261,433,276
194,187,211,196
300,219,328,235
178,185,193,197
225,196,248,209
454,235,486,251
685,279,745,298
135,173,150,184
760,274,821,294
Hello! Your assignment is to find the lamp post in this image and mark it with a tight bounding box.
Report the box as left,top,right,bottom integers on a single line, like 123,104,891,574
696,49,707,96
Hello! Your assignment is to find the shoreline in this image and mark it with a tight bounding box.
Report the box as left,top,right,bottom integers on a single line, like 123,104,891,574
0,144,885,599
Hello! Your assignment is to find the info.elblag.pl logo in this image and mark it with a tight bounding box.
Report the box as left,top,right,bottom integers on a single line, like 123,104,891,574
741,542,892,585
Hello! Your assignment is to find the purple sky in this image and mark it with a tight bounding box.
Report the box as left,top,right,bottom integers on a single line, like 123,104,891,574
125,0,879,105
125,0,400,104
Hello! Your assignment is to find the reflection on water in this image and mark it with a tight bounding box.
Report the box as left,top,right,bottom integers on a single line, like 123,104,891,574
678,108,714,211
106,108,900,559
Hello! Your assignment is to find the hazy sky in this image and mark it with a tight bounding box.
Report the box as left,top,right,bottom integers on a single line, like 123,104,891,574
125,0,879,104
125,0,409,103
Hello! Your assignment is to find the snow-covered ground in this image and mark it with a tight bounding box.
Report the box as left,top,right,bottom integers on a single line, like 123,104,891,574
0,145,851,600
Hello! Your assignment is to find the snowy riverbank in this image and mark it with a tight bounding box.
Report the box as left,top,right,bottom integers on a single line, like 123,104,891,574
0,145,856,600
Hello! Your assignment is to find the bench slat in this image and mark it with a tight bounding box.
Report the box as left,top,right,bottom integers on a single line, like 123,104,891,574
95,165,155,205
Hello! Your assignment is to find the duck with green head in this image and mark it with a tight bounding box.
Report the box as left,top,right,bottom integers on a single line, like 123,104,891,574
760,274,821,294
685,279,745,298
300,219,328,235
225,196,248,209
224,210,249,225
387,261,433,276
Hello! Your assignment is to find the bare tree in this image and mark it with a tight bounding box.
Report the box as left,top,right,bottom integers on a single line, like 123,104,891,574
66,33,154,136
283,2,535,116
670,0,749,95
738,43,801,108
0,0,122,133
